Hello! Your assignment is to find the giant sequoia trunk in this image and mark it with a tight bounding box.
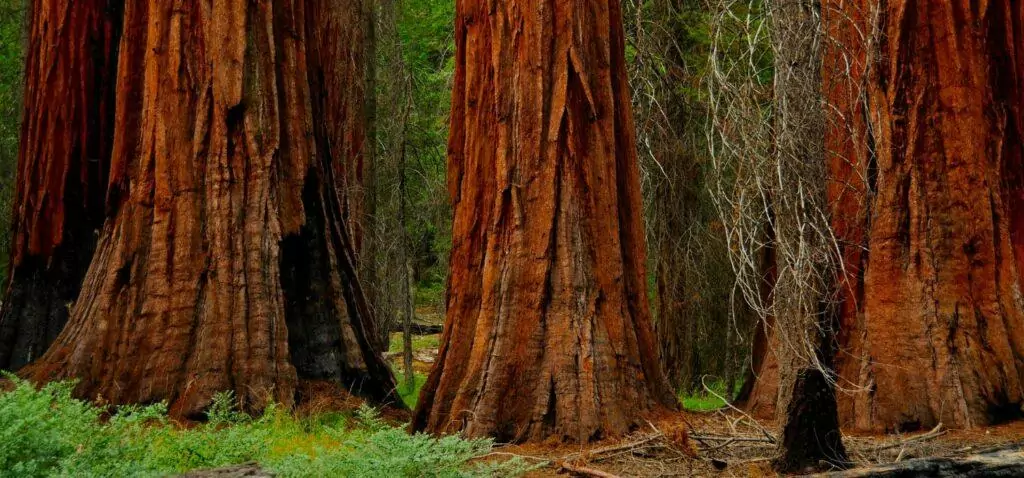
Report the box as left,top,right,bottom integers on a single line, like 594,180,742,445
412,0,677,443
747,0,1024,433
23,0,398,417
841,0,1024,432
0,0,120,371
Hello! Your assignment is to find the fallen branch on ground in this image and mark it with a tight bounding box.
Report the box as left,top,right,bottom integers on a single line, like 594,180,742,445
563,432,666,461
700,376,777,444
558,462,623,478
816,445,1024,477
860,423,945,453
692,434,775,444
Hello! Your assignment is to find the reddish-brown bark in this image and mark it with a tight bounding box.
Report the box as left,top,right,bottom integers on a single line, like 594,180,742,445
0,0,121,370
736,244,778,416
22,0,398,417
748,0,1024,433
845,0,1024,432
412,0,677,443
306,0,373,257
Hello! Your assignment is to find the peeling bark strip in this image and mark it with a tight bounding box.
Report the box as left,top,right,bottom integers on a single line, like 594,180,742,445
412,0,677,443
748,0,1024,433
0,0,121,371
21,0,398,417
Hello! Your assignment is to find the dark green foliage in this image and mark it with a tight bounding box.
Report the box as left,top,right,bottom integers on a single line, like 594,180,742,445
0,0,24,285
395,0,455,294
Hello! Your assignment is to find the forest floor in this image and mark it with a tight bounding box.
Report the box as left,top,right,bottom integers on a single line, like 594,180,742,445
5,307,1021,477
383,310,1024,477
486,410,1024,477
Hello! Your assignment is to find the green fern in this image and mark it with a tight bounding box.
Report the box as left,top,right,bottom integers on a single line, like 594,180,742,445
0,375,535,477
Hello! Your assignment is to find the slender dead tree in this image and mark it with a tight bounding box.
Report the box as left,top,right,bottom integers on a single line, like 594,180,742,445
709,0,848,470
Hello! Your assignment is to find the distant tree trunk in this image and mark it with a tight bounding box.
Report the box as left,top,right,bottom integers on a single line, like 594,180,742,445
412,0,677,443
0,0,121,371
22,0,398,417
625,0,703,396
399,127,415,393
735,241,777,408
656,246,697,393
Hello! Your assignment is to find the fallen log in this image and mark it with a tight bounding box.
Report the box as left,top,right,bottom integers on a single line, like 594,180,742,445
558,462,623,478
390,322,443,335
179,462,272,477
817,445,1024,477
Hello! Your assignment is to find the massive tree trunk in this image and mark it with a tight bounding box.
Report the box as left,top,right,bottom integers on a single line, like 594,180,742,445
747,0,1024,433
22,0,398,417
0,0,121,371
412,0,678,443
820,0,872,434
841,0,1024,432
307,0,374,262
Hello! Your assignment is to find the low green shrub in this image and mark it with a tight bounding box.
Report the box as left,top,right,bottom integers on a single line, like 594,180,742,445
0,375,534,477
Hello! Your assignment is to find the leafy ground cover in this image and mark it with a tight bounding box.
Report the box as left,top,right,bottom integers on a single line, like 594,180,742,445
0,376,532,478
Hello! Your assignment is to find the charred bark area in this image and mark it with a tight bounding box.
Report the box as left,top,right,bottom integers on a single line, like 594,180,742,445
413,0,677,444
0,0,121,370
280,180,348,384
21,0,397,417
775,368,848,473
0,235,96,370
281,168,399,407
776,301,850,473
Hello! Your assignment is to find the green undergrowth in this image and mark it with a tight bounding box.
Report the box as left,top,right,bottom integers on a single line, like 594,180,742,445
387,332,438,408
0,375,534,478
679,379,737,412
397,373,428,410
681,392,728,412
388,333,440,354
